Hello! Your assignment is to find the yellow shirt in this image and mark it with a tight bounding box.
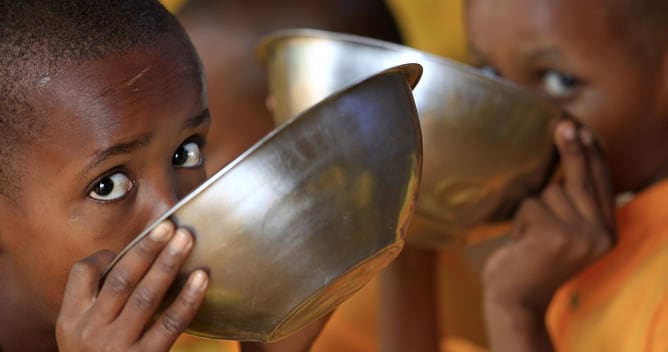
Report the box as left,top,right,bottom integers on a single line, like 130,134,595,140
547,180,668,351
384,0,468,61
160,0,187,13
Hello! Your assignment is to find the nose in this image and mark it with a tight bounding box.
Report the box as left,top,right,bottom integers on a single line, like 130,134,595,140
144,172,180,221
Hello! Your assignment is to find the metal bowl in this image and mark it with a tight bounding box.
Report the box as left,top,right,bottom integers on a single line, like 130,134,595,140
103,64,423,342
257,29,563,248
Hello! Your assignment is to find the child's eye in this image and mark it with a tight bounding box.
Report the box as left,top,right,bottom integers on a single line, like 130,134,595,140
89,172,134,201
478,65,500,78
541,70,580,98
173,141,203,168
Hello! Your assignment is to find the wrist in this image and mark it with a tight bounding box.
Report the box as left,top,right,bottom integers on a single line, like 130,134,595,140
484,296,545,328
484,295,554,352
483,283,554,316
240,342,309,352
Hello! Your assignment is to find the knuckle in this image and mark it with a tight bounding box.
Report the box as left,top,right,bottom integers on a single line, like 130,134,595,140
106,267,133,294
562,227,610,260
135,237,159,258
69,260,96,279
131,286,158,311
55,317,75,343
568,237,591,258
593,233,614,255
160,311,187,335
77,326,108,351
517,198,540,218
541,185,562,200
177,289,201,311
157,258,179,274
544,230,570,253
79,324,96,341
100,344,124,352
578,178,593,194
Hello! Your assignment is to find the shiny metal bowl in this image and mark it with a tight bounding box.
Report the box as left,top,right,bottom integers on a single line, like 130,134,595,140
257,29,563,248
103,64,423,342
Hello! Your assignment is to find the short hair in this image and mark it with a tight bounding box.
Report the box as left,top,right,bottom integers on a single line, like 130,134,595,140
612,0,668,56
631,0,667,46
0,0,192,201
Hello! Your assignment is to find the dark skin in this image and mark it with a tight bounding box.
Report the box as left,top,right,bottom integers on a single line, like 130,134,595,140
0,38,209,351
483,121,615,351
465,0,668,350
0,38,324,351
378,246,440,352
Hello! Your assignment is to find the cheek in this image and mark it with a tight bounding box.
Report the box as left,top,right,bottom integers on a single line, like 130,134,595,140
176,168,208,199
4,206,117,320
562,72,654,146
564,79,665,190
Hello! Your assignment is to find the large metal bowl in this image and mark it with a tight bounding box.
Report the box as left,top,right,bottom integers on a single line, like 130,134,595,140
102,64,423,342
257,29,563,248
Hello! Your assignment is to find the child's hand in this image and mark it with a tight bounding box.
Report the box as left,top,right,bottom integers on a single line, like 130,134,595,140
482,120,616,351
56,221,208,352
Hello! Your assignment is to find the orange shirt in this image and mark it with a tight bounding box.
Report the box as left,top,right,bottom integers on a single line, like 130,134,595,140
547,180,668,351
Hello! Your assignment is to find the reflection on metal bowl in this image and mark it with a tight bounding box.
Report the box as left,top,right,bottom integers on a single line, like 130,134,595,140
257,29,563,248
102,64,423,341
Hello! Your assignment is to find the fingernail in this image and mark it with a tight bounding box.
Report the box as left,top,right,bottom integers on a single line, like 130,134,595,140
189,270,208,291
579,129,593,145
168,229,192,254
559,122,576,141
150,221,173,242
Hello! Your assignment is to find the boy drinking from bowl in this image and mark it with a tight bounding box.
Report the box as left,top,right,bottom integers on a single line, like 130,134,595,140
465,0,668,350
0,1,325,351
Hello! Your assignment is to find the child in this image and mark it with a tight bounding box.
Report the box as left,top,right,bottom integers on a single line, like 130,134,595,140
465,0,668,350
0,1,324,351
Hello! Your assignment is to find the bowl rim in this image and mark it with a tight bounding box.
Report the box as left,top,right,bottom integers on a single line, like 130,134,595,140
256,28,562,111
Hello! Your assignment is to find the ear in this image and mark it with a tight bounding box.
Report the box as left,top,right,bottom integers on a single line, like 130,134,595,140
653,48,668,119
0,194,22,255
0,202,9,255
0,198,12,279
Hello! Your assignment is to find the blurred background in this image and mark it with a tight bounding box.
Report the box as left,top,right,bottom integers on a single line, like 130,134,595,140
158,1,484,351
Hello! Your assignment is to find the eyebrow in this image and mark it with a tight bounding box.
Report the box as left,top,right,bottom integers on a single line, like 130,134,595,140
78,134,153,182
183,108,210,130
524,47,563,66
77,108,210,182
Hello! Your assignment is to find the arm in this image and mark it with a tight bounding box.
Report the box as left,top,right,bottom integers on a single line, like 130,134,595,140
483,296,553,352
482,120,616,351
240,313,332,352
379,245,440,352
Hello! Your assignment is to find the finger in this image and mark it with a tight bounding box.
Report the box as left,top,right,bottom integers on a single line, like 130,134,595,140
59,250,116,319
511,198,555,241
540,185,579,222
115,228,195,342
555,120,600,221
94,221,175,323
140,270,208,350
579,128,616,231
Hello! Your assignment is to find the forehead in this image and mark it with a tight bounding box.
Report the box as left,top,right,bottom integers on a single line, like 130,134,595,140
466,0,622,55
16,40,206,186
29,39,205,146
